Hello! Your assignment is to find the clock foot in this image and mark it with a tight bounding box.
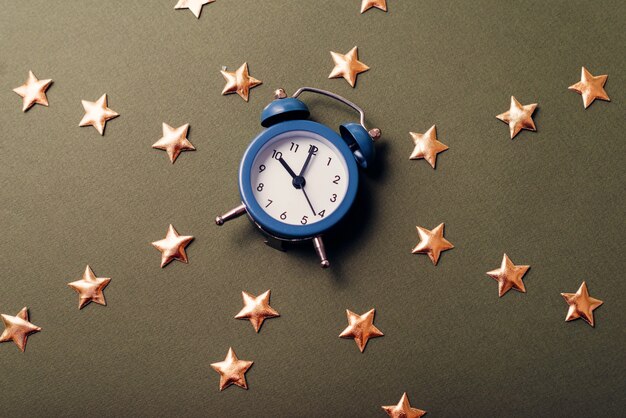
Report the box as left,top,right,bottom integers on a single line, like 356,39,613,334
215,204,247,225
313,236,330,268
264,237,286,252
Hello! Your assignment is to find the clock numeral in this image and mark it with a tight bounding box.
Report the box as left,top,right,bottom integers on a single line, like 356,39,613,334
301,215,308,225
265,199,273,208
330,194,337,202
280,211,287,220
308,145,318,155
327,157,332,166
259,164,266,172
272,150,283,160
257,183,264,191
318,210,326,218
332,175,341,184
290,142,299,152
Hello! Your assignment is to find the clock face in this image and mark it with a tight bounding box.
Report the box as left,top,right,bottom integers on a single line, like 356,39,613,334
250,130,349,226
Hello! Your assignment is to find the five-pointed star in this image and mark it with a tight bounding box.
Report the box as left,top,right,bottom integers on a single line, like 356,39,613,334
152,123,195,163
383,393,427,418
409,125,449,168
328,46,370,87
174,0,214,18
339,309,384,352
361,0,387,13
561,281,603,327
13,70,53,112
221,62,262,102
67,265,111,309
412,223,454,265
496,96,537,139
235,290,280,333
568,67,610,109
151,224,194,268
79,94,119,135
486,254,530,297
0,307,41,352
210,347,253,391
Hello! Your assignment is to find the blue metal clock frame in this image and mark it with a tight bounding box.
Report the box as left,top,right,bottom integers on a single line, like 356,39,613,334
238,120,359,240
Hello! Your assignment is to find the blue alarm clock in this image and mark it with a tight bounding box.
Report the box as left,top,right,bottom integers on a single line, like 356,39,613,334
215,87,380,268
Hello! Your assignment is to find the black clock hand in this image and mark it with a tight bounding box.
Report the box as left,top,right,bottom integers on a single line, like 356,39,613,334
298,146,316,177
301,187,316,216
278,157,297,179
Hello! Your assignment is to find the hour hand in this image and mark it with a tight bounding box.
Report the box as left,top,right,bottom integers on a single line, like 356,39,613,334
278,157,297,179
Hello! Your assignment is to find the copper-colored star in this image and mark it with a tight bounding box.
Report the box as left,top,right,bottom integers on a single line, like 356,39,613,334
496,96,537,139
409,125,449,168
329,46,370,87
412,223,454,265
221,63,262,102
561,281,603,327
79,94,119,135
339,309,383,352
67,265,111,309
152,123,195,163
568,67,610,109
151,224,194,268
383,393,427,418
361,0,387,13
210,347,253,391
235,290,280,333
0,307,41,352
174,0,214,18
486,254,530,297
13,71,52,112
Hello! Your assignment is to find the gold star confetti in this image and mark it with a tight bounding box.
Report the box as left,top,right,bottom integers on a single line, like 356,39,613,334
0,307,41,352
412,223,454,265
561,281,603,327
67,266,111,309
151,224,194,268
235,290,280,333
13,71,52,112
221,63,262,102
568,67,610,109
383,393,427,418
329,46,369,87
339,309,383,352
361,0,387,13
152,123,195,163
174,0,214,18
409,125,449,168
79,94,119,135
496,96,537,139
486,254,530,297
210,347,253,391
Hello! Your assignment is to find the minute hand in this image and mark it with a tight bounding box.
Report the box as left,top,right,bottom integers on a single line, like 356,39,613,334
298,147,316,176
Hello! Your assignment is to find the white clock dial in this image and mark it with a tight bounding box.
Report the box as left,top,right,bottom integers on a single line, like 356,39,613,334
250,130,349,226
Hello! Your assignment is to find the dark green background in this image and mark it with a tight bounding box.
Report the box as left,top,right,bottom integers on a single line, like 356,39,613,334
1,1,624,417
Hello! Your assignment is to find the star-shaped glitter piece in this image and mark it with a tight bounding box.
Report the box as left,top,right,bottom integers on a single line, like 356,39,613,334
339,309,383,352
361,0,387,13
210,347,253,391
412,223,454,265
383,393,427,418
496,96,537,139
79,94,119,135
152,123,195,163
13,71,52,112
329,46,370,88
409,125,449,168
174,0,214,18
0,307,41,352
221,63,262,102
151,224,194,268
235,290,280,333
486,254,530,297
67,265,111,309
568,67,610,109
561,282,603,327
